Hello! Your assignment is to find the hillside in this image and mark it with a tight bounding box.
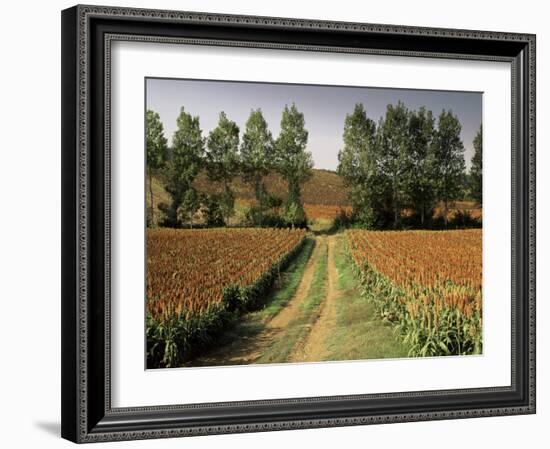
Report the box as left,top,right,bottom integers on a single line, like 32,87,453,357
147,169,480,227
150,169,350,207
193,169,351,206
147,169,350,223
147,169,350,227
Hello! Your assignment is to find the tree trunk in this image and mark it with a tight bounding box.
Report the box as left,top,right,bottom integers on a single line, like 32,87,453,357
223,180,231,225
443,199,448,228
420,205,425,226
285,178,305,228
392,180,399,229
148,170,154,227
255,178,263,227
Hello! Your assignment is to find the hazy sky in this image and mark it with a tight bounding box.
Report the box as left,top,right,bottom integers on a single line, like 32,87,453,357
146,78,482,171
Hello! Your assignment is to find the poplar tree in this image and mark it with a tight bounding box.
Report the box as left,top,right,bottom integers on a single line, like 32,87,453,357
274,104,313,227
240,109,274,225
432,110,466,226
206,112,240,224
377,101,411,228
405,107,436,225
470,125,483,205
145,109,168,227
160,107,204,227
337,103,382,227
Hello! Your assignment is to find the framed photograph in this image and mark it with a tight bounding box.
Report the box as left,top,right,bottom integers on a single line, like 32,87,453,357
61,4,536,443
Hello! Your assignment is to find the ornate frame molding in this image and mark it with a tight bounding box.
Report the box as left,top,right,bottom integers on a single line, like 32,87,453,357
61,4,536,443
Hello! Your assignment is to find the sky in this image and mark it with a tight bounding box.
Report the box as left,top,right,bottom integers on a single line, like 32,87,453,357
146,78,482,171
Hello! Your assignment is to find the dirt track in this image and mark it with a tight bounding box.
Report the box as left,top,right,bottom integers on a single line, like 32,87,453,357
289,235,339,362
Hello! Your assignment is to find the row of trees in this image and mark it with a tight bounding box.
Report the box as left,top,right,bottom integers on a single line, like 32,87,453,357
337,102,482,229
146,105,313,228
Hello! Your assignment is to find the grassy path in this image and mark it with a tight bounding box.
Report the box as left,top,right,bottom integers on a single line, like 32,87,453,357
187,232,408,366
319,234,409,361
290,235,338,362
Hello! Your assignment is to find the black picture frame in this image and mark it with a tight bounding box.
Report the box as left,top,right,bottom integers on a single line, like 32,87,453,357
61,4,536,443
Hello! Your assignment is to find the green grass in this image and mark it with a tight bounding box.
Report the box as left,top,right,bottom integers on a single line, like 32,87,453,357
255,238,315,320
256,240,329,364
308,218,334,234
323,236,410,361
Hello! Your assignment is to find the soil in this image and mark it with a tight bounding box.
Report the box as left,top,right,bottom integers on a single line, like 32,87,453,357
289,235,339,362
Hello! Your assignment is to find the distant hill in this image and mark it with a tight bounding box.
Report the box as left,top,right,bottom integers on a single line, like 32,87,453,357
147,169,480,227
147,168,351,226
150,168,350,207
193,168,350,206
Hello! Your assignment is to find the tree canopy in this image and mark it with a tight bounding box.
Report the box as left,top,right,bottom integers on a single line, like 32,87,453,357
160,107,204,227
470,125,483,204
404,106,436,224
205,111,240,223
376,101,411,227
431,109,466,225
337,103,384,227
240,109,275,225
146,98,478,231
337,103,471,229
275,104,313,227
145,110,168,226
